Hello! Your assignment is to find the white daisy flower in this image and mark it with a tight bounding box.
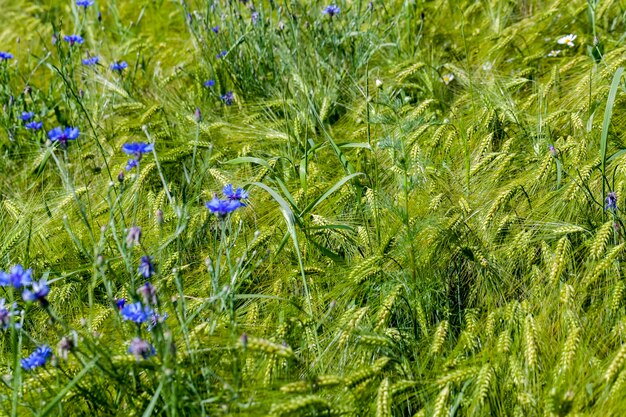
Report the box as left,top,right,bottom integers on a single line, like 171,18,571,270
482,61,493,71
442,73,454,85
547,50,561,57
557,34,576,47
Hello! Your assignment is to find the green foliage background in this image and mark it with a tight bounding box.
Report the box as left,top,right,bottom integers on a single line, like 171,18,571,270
0,0,626,415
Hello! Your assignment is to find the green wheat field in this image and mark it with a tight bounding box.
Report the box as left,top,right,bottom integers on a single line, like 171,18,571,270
1,0,626,415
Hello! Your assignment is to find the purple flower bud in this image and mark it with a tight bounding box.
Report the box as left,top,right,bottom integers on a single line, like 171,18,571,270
126,226,142,247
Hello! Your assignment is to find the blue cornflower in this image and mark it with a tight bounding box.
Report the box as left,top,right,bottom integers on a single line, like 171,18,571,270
64,34,84,46
251,11,259,24
322,5,340,17
204,79,215,88
82,56,99,66
125,158,138,171
76,0,94,8
21,345,52,371
0,52,14,60
25,121,42,130
139,256,155,278
121,301,154,324
212,26,219,34
221,91,234,105
223,184,248,203
606,192,618,212
216,50,227,59
122,142,154,158
128,337,156,360
22,278,50,304
48,126,80,145
205,195,243,217
0,265,33,289
20,112,34,121
0,299,19,330
110,61,128,72
116,298,126,310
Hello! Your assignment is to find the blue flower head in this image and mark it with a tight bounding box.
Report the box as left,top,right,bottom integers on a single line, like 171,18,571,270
205,195,243,217
82,56,99,66
0,52,14,60
25,121,42,130
20,112,34,121
128,337,156,361
22,278,50,305
606,192,618,212
322,5,340,17
110,61,128,72
223,184,248,203
216,51,227,59
0,265,33,289
212,26,219,34
21,345,52,371
122,142,153,158
125,158,138,171
116,298,126,310
76,0,94,8
204,79,215,88
121,301,154,324
64,34,84,45
0,299,19,330
139,256,155,278
221,91,234,105
48,126,79,145
251,11,259,24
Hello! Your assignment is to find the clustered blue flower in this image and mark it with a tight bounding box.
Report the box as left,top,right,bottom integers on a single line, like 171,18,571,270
0,52,14,60
0,265,32,288
606,192,618,212
82,56,99,66
110,61,128,72
76,0,94,8
204,79,215,88
121,301,154,324
205,184,248,217
0,299,19,330
139,256,155,278
22,278,50,304
221,91,234,105
64,34,84,46
122,141,153,171
48,126,80,145
322,4,340,17
25,121,42,130
216,50,227,59
20,112,34,121
21,345,52,371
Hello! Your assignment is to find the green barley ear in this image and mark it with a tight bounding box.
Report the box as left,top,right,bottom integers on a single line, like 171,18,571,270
589,221,614,260
524,314,538,370
606,344,626,382
431,320,449,355
374,285,402,331
558,326,581,374
472,363,493,410
269,396,330,417
549,236,571,285
350,256,383,285
345,357,390,388
432,385,450,417
375,378,391,417
611,280,625,311
338,307,368,347
582,243,624,289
